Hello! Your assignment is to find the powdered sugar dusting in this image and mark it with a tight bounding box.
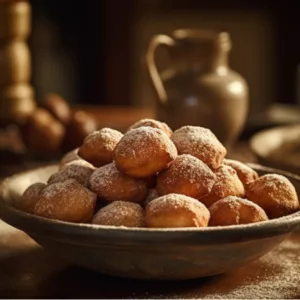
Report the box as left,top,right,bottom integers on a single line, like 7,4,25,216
209,195,243,215
48,159,95,187
34,179,97,222
89,162,148,202
156,154,216,198
146,193,210,227
128,118,173,137
223,158,258,185
209,196,268,226
114,126,177,163
89,162,118,189
171,126,227,169
200,165,245,208
92,201,145,227
199,236,300,299
246,174,299,218
148,194,207,214
258,174,297,191
81,128,123,152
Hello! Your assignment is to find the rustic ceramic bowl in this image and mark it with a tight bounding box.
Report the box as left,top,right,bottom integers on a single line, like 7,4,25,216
0,164,300,280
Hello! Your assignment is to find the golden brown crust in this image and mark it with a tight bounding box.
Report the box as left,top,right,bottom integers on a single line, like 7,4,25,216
78,128,123,167
113,127,177,178
171,126,227,169
34,179,97,223
16,182,47,213
200,165,245,207
246,174,300,218
128,118,173,137
223,159,258,186
209,196,268,226
48,159,95,187
89,162,148,203
145,193,210,228
156,154,216,199
92,201,145,227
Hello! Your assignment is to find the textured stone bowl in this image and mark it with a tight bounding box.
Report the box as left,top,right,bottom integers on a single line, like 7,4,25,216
0,164,300,280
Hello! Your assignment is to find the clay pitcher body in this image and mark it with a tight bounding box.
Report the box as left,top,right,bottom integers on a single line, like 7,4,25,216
146,29,249,146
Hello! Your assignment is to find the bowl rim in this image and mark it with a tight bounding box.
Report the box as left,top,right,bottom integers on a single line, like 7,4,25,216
0,163,300,245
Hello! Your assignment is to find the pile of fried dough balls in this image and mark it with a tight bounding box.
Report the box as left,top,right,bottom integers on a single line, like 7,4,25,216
17,118,300,228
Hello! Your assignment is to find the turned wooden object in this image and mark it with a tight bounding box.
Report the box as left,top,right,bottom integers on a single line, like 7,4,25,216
0,0,36,125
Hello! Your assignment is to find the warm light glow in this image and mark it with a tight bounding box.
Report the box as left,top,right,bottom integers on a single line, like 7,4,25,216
217,66,227,76
228,81,243,94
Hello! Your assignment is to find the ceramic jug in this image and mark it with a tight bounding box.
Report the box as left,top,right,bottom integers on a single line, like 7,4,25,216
146,29,249,146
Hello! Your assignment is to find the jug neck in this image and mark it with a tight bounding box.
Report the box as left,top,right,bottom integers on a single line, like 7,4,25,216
171,29,231,73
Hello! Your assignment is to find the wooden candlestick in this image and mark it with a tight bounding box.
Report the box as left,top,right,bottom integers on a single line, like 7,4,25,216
0,0,36,125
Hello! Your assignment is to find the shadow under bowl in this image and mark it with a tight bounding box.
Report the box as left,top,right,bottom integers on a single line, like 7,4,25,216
0,164,300,280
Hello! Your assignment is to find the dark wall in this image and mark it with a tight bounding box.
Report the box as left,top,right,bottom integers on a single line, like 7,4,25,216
30,0,300,106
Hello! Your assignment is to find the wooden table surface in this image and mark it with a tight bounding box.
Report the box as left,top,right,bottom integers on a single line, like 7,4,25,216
0,106,299,299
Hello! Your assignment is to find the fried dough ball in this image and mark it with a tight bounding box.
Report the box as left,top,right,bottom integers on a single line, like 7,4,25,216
16,182,47,213
145,193,210,228
171,126,227,169
78,128,123,167
59,148,81,168
48,159,95,187
113,127,177,178
128,118,173,137
92,201,144,227
209,196,268,226
200,165,245,207
42,93,71,125
34,179,97,223
246,174,299,218
62,110,98,151
21,108,65,154
156,154,216,199
89,162,148,203
223,159,258,186
143,189,159,206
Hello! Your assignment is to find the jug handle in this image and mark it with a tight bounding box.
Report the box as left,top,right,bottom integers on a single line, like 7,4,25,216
146,34,175,104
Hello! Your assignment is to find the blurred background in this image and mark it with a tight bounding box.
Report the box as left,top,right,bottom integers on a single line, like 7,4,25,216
0,0,300,177
30,0,300,115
